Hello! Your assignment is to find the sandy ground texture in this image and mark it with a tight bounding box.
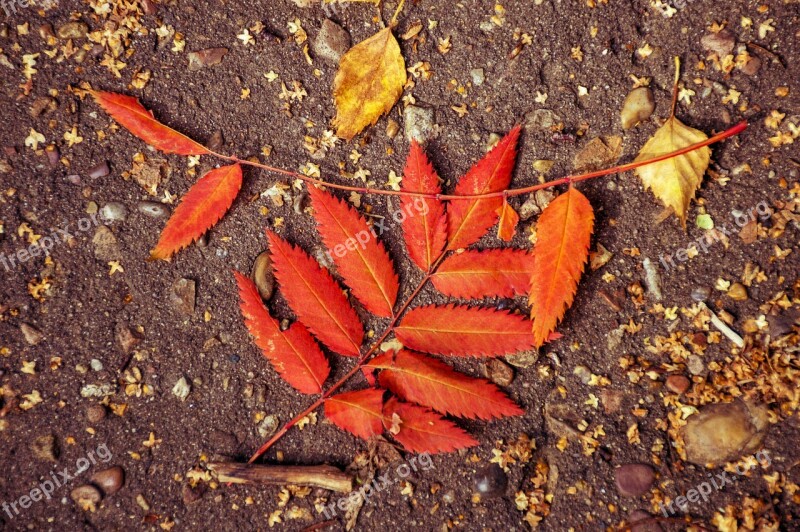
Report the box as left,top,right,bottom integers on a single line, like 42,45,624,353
1,0,799,530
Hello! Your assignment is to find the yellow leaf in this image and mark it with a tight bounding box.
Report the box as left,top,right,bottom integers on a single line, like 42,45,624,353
634,116,710,226
332,27,406,140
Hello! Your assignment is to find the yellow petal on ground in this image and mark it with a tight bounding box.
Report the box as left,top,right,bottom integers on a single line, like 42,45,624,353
634,116,710,227
332,27,406,140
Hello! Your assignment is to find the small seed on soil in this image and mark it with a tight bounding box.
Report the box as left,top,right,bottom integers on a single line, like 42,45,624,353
171,278,196,315
71,484,102,511
665,374,690,394
86,404,107,424
473,464,507,498
620,87,655,130
484,359,514,386
313,19,350,64
91,466,125,495
614,464,655,497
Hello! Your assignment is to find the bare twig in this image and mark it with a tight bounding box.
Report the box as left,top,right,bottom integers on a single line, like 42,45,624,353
208,462,353,493
699,301,745,348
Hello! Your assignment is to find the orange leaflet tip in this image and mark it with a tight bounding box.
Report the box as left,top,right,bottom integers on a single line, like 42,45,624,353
91,90,210,156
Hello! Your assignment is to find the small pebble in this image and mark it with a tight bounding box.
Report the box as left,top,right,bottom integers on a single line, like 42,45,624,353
470,68,485,86
573,365,592,385
700,30,735,57
100,202,127,223
691,286,711,302
313,19,351,64
171,278,196,315
473,464,507,498
20,323,44,345
137,201,169,218
629,509,663,532
665,374,690,394
258,414,280,439
404,105,437,143
91,466,124,495
187,48,228,71
641,258,662,301
87,161,110,179
615,464,655,497
172,376,191,401
525,109,562,131
442,489,455,504
687,355,705,375
90,359,104,372
251,251,275,301
505,349,538,368
484,359,514,386
620,87,655,130
86,404,107,424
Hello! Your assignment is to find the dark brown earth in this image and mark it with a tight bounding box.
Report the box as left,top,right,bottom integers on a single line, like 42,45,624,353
1,0,799,530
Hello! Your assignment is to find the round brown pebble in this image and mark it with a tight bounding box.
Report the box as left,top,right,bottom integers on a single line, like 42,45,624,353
484,358,514,386
86,404,106,424
615,464,655,498
665,375,690,395
91,466,124,495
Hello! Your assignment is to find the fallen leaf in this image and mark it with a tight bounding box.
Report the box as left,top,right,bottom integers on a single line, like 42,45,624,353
431,249,534,299
634,116,711,226
383,397,478,454
266,230,364,356
325,389,385,440
528,187,594,346
496,200,520,241
91,91,210,155
332,28,406,140
235,272,329,394
150,164,242,260
367,350,522,420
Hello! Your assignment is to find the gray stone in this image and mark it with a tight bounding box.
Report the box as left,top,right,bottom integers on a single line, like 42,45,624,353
470,68,485,86
92,226,121,261
137,202,169,218
313,19,350,64
524,109,561,131
171,278,196,315
100,202,127,223
187,48,228,71
404,105,437,143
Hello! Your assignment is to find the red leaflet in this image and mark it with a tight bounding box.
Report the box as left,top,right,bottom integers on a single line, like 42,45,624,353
395,304,536,357
401,141,448,271
234,272,329,394
266,230,364,356
447,126,520,250
367,350,522,420
325,389,385,440
150,164,242,260
383,397,477,454
529,187,595,346
431,249,534,299
308,187,399,318
496,200,520,242
91,91,209,155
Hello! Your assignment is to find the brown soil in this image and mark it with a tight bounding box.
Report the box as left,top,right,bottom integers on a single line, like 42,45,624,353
1,0,798,530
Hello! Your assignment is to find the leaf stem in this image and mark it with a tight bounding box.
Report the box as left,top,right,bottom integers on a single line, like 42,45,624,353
212,121,745,202
670,56,681,118
248,251,448,463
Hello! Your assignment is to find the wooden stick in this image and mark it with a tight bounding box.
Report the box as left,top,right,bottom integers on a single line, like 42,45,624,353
208,462,353,493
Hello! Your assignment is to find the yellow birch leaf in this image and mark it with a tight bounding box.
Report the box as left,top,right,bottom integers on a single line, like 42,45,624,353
332,27,406,140
634,116,710,226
